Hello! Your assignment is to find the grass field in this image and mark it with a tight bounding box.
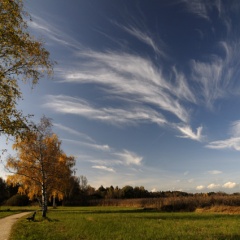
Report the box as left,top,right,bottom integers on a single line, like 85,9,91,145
0,211,18,219
0,206,30,219
8,206,240,240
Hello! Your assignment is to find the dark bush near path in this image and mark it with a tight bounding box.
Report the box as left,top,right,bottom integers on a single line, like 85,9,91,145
5,194,29,206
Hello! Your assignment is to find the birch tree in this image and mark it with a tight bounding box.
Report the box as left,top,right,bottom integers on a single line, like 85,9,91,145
6,117,75,217
0,0,53,137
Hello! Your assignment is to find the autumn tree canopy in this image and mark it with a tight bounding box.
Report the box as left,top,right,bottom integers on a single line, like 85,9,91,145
0,0,53,137
6,117,75,217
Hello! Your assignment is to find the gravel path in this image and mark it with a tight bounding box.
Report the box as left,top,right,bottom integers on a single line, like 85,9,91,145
0,212,31,240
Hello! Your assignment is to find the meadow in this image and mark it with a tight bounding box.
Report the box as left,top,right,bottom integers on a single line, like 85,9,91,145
0,207,29,219
7,206,240,240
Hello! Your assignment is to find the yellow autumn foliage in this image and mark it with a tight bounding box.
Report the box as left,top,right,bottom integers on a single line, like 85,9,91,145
0,0,54,137
6,118,75,206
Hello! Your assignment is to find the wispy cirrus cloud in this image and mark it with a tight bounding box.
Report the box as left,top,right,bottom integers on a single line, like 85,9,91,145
28,15,82,50
206,120,240,151
64,50,195,123
116,23,167,58
43,95,166,126
180,0,238,36
191,58,224,107
92,165,115,173
44,95,204,142
180,1,240,109
230,120,240,137
191,39,240,107
86,148,143,170
114,150,143,166
36,13,208,142
33,5,240,146
179,0,222,21
62,138,111,152
81,147,143,173
31,14,206,142
176,125,203,142
55,123,144,168
206,137,240,151
53,123,94,142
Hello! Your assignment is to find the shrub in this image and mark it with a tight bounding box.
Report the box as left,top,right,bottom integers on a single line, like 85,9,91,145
5,194,29,206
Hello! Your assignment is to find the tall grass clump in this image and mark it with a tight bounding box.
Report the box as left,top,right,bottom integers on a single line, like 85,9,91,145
88,194,240,212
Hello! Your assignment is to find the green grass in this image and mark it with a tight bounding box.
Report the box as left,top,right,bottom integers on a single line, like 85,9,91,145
0,211,17,218
0,206,37,219
9,206,240,240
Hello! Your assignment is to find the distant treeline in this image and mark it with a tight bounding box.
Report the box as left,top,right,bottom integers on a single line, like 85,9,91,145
2,176,240,212
64,183,240,210
86,185,239,199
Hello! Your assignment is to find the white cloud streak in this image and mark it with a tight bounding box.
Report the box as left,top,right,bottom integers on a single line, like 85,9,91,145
208,170,222,175
206,137,240,151
88,149,143,174
30,14,211,143
206,120,240,151
43,95,166,126
53,123,94,142
191,59,224,107
64,51,195,123
28,15,82,50
33,5,240,139
191,40,240,108
44,94,204,141
180,0,222,21
62,138,111,152
92,165,115,172
56,49,202,141
117,24,167,58
57,129,144,168
114,150,143,166
176,125,203,142
230,120,240,137
34,11,233,142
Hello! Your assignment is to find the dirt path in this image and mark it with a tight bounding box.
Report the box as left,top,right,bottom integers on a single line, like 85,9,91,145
0,212,31,240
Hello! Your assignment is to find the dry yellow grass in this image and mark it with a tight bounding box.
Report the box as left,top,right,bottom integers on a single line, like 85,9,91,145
196,206,240,214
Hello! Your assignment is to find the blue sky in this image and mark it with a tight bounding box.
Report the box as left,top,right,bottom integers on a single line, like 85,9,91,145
2,0,240,193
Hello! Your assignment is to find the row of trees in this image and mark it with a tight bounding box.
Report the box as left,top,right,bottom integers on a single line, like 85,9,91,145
73,185,233,201
3,174,239,208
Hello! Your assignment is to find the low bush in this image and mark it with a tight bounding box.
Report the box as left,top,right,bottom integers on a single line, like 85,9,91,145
5,194,29,206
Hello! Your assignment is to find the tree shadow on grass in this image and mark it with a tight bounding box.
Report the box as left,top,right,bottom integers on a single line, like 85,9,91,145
0,208,34,213
36,217,60,222
216,234,240,240
133,213,240,221
55,208,158,215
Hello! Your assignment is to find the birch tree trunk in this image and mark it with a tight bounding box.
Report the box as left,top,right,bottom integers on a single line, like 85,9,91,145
41,183,48,217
